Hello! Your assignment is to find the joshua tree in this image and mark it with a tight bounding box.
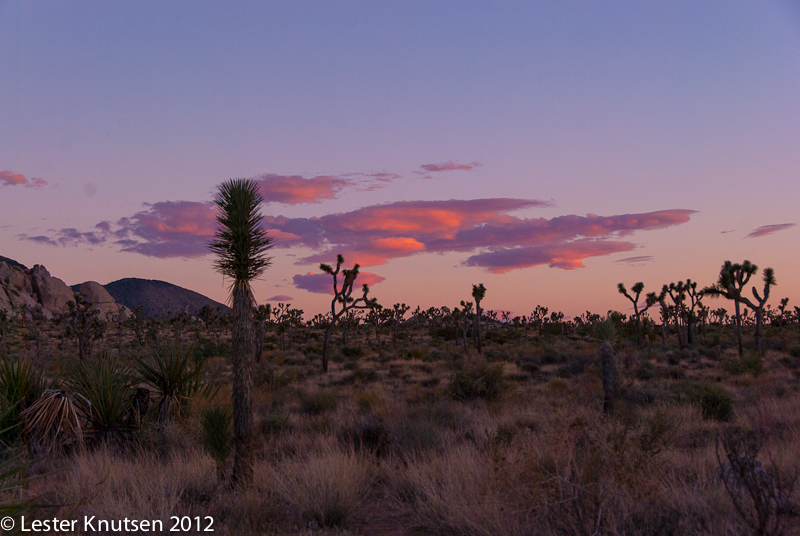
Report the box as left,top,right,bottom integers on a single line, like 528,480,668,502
60,294,105,362
741,268,776,353
683,279,704,345
252,304,271,362
471,284,486,353
661,282,687,348
645,287,668,349
617,282,658,348
390,303,409,349
208,177,274,487
319,255,378,372
703,260,758,356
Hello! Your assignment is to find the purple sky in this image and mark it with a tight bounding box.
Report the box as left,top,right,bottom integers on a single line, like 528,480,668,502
2,1,799,318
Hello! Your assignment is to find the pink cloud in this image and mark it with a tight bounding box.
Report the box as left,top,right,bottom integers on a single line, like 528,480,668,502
747,223,795,238
265,295,294,302
464,240,636,273
0,170,47,188
253,171,404,203
113,201,218,258
615,255,654,265
254,174,354,204
18,188,694,274
419,161,483,173
293,271,385,295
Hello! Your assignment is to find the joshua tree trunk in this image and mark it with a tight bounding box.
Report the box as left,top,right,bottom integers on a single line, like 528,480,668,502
230,286,255,486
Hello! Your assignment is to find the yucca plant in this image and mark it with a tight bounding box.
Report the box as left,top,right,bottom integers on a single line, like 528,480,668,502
200,405,233,482
594,316,619,346
133,342,212,424
0,356,48,444
67,352,134,443
21,390,83,455
0,405,34,526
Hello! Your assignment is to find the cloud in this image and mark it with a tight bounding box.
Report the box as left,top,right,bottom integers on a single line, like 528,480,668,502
19,227,108,247
0,170,47,188
746,223,796,238
254,174,354,204
464,240,636,273
253,171,403,204
419,161,482,173
615,255,654,265
18,189,695,273
293,271,385,294
113,201,218,258
263,204,693,271
265,295,294,302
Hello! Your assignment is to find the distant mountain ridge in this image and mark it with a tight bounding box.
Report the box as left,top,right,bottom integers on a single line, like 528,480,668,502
71,278,229,319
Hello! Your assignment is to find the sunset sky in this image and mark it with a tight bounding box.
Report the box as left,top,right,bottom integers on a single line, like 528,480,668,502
2,1,799,319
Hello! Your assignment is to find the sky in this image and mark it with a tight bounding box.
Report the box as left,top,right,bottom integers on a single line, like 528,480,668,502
2,1,799,320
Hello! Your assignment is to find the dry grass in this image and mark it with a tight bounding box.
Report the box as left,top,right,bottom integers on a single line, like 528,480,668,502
3,320,799,535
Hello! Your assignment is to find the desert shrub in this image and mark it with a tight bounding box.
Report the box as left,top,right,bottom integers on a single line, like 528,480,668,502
300,389,337,415
273,446,373,528
259,409,291,435
722,353,763,376
634,361,656,381
449,360,506,401
555,358,588,379
341,346,364,358
22,389,84,454
200,405,233,478
341,416,390,456
676,382,733,422
67,352,135,442
483,330,508,345
0,356,48,443
133,342,212,423
396,410,444,456
715,430,798,535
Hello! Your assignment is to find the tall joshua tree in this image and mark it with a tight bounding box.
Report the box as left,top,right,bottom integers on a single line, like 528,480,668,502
208,178,274,487
703,260,758,356
617,282,658,348
471,284,486,353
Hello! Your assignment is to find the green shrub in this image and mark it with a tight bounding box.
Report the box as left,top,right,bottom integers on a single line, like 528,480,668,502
448,360,506,401
721,353,763,376
0,356,48,444
200,405,233,475
133,342,212,423
676,382,733,422
300,389,337,415
68,352,135,442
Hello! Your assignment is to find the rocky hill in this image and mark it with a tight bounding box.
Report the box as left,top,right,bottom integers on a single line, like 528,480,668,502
0,258,127,320
90,278,229,319
1,256,226,320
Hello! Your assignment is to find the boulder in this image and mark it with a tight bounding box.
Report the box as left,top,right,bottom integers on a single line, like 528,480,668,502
78,281,119,320
0,285,11,313
0,262,30,292
7,286,38,310
29,265,75,316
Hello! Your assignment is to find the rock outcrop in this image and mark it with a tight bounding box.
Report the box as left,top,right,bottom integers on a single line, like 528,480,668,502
29,265,75,316
77,281,120,321
0,261,128,321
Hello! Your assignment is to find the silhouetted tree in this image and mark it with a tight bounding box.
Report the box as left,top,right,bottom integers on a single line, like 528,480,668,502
471,284,486,353
703,260,758,356
741,267,776,353
618,282,658,348
319,255,377,372
209,177,274,487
